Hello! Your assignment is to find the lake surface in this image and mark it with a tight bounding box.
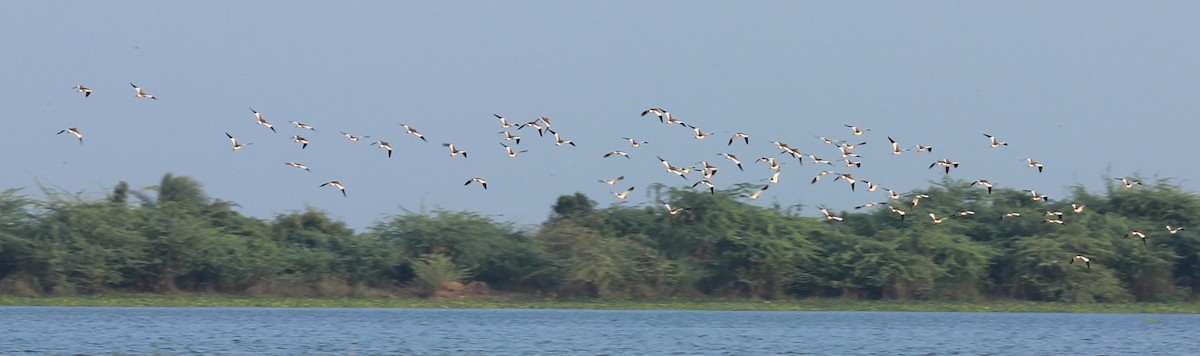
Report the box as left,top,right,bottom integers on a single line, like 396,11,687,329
2,307,1198,355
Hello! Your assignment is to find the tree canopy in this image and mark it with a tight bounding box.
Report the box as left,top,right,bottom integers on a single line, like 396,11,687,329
0,173,1196,303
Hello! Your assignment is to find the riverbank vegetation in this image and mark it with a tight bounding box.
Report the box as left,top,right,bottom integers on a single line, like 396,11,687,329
2,295,1197,313
1,173,1198,306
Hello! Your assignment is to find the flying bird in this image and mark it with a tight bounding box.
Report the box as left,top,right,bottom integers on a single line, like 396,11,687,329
1126,230,1148,245
746,185,769,200
756,156,782,170
728,132,750,145
285,162,311,172
664,203,688,215
400,124,427,142
371,141,394,157
613,186,635,200
687,125,708,140
73,84,92,97
767,170,782,184
699,161,718,179
551,130,576,147
845,124,870,136
598,176,624,186
291,135,309,149
130,82,156,100
983,134,1009,148
604,150,631,159
500,143,527,158
719,153,744,171
57,127,83,145
929,213,946,224
854,202,887,210
340,131,370,142
641,107,670,123
443,143,467,157
1071,204,1086,213
910,194,931,210
1115,177,1141,188
1027,158,1045,173
289,121,316,131
821,207,845,222
1167,225,1185,235
464,177,488,189
518,119,544,136
863,180,880,192
971,179,994,194
811,170,834,184
888,136,907,155
889,205,907,222
622,136,648,148
1070,254,1091,270
1024,189,1050,201
501,130,521,144
494,113,513,129
691,179,716,195
808,155,833,165
251,108,276,133
833,173,856,191
225,132,250,151
1045,210,1064,220
320,180,347,197
929,159,960,174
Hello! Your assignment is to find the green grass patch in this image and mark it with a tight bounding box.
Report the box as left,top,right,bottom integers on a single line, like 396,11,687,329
1,295,1199,313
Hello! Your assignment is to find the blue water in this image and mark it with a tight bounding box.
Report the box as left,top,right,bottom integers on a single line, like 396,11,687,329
2,307,1198,355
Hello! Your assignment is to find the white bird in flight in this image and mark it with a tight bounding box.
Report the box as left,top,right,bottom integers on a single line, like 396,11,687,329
289,121,316,131
251,108,276,133
464,177,488,190
320,180,347,197
57,127,83,145
371,141,393,158
130,82,156,100
225,132,250,151
340,131,369,142
400,124,427,142
74,84,92,97
285,162,311,172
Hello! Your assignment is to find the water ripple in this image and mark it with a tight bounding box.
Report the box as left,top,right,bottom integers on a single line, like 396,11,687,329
2,307,1199,355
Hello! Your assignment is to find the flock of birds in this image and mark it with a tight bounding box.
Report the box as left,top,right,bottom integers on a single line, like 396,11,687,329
61,83,1184,271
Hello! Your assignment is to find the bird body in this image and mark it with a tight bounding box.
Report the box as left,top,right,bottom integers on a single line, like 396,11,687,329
500,143,526,158
74,84,92,97
57,127,84,145
1070,254,1091,269
130,82,156,100
983,134,1008,148
371,141,394,157
291,135,309,149
225,132,249,150
443,143,467,157
401,124,427,142
465,177,488,189
613,186,635,200
320,180,346,196
289,121,316,131
285,162,311,172
252,108,276,133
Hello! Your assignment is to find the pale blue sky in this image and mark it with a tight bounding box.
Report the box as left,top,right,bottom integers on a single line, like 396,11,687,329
3,2,1198,230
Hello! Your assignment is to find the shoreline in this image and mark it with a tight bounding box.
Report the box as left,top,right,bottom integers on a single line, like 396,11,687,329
2,295,1198,314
